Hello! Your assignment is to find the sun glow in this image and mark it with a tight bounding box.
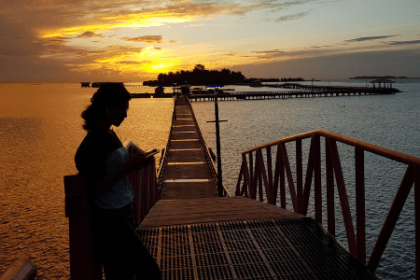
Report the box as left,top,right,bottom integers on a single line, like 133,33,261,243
39,12,194,39
81,46,179,75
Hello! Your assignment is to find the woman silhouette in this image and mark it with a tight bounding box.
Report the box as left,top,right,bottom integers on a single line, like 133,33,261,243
75,83,161,280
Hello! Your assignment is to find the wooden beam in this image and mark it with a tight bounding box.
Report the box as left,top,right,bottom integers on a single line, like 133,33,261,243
355,147,366,264
328,138,357,256
279,143,298,212
326,138,335,236
368,165,414,272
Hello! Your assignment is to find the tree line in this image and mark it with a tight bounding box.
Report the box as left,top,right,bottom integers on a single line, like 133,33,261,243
143,64,246,86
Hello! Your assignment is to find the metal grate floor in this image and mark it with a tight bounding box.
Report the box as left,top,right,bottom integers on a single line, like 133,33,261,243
138,218,377,280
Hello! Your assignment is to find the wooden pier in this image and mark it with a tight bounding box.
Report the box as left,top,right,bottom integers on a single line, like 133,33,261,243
189,85,398,102
65,95,420,279
136,96,378,279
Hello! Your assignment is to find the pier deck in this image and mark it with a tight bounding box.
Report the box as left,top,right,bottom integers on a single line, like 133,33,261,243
160,96,218,200
137,96,378,279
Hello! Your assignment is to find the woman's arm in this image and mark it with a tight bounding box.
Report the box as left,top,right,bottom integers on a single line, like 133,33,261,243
94,153,153,192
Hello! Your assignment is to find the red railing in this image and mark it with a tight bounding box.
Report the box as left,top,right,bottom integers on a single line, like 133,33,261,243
64,141,160,280
235,129,420,277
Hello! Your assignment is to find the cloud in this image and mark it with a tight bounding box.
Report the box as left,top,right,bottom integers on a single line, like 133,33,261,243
275,12,307,22
168,40,178,43
117,61,142,64
229,49,420,80
250,49,286,59
388,40,420,46
123,35,163,43
76,31,103,38
345,35,399,43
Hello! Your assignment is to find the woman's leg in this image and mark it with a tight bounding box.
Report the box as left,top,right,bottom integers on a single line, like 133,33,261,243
98,205,161,280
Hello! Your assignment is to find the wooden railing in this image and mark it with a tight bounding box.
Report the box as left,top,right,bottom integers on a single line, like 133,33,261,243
235,129,420,277
156,96,177,191
125,141,159,225
64,142,160,280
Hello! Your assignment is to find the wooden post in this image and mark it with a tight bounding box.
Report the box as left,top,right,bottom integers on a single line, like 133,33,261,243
296,139,303,213
355,147,366,264
301,143,314,215
328,139,357,255
235,162,244,196
266,146,274,204
242,154,252,198
326,138,335,236
249,151,254,198
280,143,298,212
415,165,420,279
64,174,102,280
313,134,322,223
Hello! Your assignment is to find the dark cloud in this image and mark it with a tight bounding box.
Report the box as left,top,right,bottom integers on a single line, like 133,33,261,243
123,35,163,43
388,40,420,46
117,61,142,64
76,31,103,38
229,49,420,80
250,49,286,59
345,35,399,43
275,12,307,22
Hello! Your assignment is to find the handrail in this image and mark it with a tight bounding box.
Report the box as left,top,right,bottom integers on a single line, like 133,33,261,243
64,142,160,280
156,95,177,191
236,130,420,278
186,97,231,197
124,141,159,224
243,129,420,166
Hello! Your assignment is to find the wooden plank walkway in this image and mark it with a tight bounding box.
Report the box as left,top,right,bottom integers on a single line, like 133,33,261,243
137,95,378,279
160,96,218,200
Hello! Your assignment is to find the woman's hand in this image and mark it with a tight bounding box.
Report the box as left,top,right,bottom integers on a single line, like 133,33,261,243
127,152,154,171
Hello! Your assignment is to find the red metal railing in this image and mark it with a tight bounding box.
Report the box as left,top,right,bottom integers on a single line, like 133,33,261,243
235,129,420,277
64,142,160,280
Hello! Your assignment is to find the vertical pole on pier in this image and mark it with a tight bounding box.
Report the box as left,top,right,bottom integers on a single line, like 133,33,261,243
214,91,223,197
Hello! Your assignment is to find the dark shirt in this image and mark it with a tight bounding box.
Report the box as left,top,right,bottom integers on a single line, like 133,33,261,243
75,128,123,191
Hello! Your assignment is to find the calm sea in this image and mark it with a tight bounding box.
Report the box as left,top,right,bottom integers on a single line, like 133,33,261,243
0,83,173,279
192,79,420,279
0,80,419,279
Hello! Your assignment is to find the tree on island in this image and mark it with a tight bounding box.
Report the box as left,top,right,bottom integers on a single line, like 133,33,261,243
143,64,246,86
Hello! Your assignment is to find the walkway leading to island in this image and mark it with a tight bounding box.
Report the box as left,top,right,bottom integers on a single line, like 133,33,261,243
136,96,378,280
159,96,219,199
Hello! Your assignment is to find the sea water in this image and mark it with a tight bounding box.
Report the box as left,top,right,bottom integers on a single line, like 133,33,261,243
0,80,419,279
0,83,173,279
192,79,420,279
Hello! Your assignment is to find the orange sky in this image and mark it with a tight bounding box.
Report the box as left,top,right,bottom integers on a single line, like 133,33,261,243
0,0,419,82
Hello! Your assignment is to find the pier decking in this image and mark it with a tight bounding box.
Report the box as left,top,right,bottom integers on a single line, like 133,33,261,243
160,96,219,200
189,84,398,102
137,96,378,279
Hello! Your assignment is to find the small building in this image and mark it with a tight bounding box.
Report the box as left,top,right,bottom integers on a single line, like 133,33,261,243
369,78,394,88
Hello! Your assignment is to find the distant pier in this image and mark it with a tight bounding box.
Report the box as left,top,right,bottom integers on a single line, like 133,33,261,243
189,86,398,102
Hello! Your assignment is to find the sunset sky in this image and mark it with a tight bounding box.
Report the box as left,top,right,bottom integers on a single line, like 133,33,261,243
0,0,419,82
